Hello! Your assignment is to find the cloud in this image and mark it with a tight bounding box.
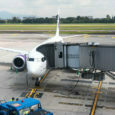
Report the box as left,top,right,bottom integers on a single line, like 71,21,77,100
0,0,115,18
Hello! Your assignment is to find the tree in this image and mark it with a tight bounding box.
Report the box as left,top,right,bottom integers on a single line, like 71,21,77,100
106,14,111,19
11,17,21,23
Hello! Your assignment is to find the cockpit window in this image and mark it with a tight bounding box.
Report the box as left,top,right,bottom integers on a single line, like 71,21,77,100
28,58,34,61
41,57,46,62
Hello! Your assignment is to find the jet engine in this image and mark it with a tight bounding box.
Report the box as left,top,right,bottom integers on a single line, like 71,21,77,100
12,55,26,71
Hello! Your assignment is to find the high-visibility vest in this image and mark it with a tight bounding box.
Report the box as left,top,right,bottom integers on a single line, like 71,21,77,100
23,111,29,115
9,99,12,101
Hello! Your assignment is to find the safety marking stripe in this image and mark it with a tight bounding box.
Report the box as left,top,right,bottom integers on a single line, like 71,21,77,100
98,36,105,37
83,34,90,38
25,92,29,97
12,34,17,36
91,81,102,115
40,71,49,83
25,71,49,98
28,89,37,97
34,92,39,98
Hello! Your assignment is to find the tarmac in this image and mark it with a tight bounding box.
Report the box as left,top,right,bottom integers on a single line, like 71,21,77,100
0,34,115,115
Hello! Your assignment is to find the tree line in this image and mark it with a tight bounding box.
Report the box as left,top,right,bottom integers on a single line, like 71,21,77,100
0,15,115,24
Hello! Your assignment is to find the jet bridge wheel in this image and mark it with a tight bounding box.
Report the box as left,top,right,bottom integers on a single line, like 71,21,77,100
35,78,40,86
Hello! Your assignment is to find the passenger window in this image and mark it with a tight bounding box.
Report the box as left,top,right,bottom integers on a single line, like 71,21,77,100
41,57,46,62
29,58,34,61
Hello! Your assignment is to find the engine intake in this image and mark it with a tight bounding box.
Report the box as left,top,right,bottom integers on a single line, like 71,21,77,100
12,55,26,71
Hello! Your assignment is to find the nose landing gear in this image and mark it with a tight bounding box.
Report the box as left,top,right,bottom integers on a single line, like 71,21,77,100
35,78,40,86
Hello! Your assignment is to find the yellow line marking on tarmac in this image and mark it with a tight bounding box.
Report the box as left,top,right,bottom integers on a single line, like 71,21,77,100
83,34,90,38
91,81,102,115
28,89,36,97
34,92,39,98
26,71,49,98
11,34,17,36
98,36,105,37
112,37,115,39
25,92,29,97
40,71,49,83
20,30,24,32
92,86,98,89
49,34,54,37
83,34,89,42
83,34,90,42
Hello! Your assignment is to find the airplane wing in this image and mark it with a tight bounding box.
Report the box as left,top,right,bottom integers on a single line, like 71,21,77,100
0,47,28,54
62,35,84,39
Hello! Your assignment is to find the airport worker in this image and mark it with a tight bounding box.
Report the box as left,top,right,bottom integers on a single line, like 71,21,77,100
9,97,15,101
16,98,19,101
23,110,30,115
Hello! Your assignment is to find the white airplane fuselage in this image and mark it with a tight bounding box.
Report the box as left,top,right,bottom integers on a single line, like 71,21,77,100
27,35,63,78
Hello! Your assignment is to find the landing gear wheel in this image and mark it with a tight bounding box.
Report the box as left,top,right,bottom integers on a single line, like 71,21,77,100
35,78,40,86
35,81,40,86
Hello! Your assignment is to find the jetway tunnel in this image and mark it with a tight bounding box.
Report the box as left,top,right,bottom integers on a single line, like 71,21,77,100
36,42,115,72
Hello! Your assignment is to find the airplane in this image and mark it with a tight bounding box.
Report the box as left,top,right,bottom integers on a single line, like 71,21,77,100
0,12,82,86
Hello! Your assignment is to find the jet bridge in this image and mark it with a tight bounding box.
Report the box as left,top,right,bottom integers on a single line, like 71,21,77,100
37,42,115,72
79,44,115,71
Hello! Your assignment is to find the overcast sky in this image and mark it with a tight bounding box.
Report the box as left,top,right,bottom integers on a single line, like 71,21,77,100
0,0,115,18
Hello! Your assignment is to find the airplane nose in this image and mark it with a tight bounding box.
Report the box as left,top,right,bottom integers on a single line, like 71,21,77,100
28,67,41,77
27,62,46,77
27,53,47,78
28,68,36,76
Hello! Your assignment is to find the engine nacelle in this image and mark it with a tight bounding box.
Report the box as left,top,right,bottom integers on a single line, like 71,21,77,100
12,55,26,71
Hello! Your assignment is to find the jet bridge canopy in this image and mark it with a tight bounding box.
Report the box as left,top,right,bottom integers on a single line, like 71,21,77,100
36,44,55,68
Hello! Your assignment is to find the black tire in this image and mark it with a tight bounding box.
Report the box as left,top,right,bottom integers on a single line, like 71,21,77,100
35,81,40,86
